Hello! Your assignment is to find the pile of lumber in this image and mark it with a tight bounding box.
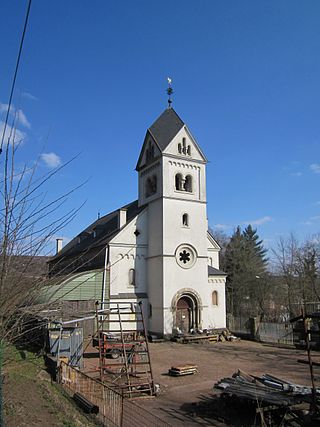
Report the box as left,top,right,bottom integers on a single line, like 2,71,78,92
215,370,320,406
172,329,240,344
168,364,198,376
219,329,240,342
176,334,219,344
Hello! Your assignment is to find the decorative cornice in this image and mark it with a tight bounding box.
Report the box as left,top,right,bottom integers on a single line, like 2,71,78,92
168,160,201,169
164,153,206,165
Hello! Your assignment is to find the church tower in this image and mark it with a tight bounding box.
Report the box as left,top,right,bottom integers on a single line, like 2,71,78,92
136,108,217,337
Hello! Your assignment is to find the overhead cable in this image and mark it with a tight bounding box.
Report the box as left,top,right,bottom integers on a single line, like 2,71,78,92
0,0,32,154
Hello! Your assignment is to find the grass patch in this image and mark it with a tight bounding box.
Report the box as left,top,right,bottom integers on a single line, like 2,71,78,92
3,343,98,427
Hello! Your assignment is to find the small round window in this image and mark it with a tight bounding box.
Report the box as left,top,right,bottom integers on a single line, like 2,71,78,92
175,244,197,269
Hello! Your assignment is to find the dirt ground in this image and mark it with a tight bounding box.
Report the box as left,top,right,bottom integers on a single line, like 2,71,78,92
4,340,319,426
135,340,320,426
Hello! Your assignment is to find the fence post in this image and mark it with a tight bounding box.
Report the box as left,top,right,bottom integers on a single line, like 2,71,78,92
226,313,234,331
250,317,260,340
120,391,124,427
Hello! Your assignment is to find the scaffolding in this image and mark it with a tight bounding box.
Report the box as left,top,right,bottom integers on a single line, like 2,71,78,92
95,301,155,398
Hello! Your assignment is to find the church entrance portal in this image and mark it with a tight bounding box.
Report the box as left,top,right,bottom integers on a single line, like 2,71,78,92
176,295,198,333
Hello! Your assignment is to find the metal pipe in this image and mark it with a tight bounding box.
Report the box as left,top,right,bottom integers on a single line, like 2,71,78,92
96,302,104,382
101,244,109,311
56,321,63,371
54,309,111,325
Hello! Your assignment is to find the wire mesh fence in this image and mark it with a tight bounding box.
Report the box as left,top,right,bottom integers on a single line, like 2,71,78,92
60,361,122,427
59,362,171,427
258,322,294,345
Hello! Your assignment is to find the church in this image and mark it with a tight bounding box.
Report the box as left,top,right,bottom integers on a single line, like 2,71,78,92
47,107,226,337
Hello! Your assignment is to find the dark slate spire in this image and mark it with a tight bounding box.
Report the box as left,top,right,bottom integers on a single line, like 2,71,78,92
148,108,184,152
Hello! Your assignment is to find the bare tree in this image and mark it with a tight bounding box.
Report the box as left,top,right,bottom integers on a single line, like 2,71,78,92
272,234,320,318
0,115,84,347
209,228,230,271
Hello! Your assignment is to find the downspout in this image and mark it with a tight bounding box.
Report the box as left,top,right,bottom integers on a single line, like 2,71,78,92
101,244,110,310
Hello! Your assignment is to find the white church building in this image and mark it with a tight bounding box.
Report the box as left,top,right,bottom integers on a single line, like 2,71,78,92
48,107,226,337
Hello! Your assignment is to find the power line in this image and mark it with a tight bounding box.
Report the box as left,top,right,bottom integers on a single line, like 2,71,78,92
0,0,32,154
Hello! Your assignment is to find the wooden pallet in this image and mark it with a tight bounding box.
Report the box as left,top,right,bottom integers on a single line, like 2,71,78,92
169,364,198,376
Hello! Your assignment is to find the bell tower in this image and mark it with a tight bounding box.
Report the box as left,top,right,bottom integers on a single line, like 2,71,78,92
136,107,210,336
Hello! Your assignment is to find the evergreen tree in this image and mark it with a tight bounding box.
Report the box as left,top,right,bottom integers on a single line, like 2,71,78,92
225,226,247,316
225,225,268,317
242,224,268,277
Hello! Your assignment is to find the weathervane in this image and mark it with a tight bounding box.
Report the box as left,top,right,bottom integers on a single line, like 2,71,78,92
166,77,173,108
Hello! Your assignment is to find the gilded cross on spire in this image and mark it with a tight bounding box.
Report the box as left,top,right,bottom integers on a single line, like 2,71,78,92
166,77,173,108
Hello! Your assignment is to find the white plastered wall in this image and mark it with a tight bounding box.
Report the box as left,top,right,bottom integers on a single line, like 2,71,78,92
207,233,220,268
145,199,164,334
103,299,149,334
207,277,226,328
164,126,206,163
106,210,149,332
109,210,148,297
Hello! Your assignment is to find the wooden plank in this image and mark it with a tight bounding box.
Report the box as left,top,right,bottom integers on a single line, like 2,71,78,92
171,364,198,371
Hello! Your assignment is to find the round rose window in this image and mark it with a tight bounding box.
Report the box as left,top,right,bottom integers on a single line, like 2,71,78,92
175,244,197,269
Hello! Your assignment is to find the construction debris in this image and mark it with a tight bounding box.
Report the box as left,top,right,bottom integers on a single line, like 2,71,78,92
172,329,240,344
173,334,219,344
73,392,99,414
148,334,165,343
168,364,198,376
215,370,320,405
214,370,320,425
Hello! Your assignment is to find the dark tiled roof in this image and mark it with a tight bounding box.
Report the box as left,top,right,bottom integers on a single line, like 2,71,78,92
50,200,145,262
10,255,50,277
148,108,185,151
208,265,227,277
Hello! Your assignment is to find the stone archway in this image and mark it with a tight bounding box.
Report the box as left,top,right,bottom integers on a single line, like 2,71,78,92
172,290,202,333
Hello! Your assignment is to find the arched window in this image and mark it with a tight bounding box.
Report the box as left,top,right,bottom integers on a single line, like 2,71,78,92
212,291,218,306
145,175,157,197
129,268,135,286
175,173,184,191
146,141,155,162
145,178,151,197
184,175,192,192
182,213,189,227
179,137,191,156
182,137,187,154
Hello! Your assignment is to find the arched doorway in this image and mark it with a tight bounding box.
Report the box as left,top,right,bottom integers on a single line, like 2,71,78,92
176,294,198,333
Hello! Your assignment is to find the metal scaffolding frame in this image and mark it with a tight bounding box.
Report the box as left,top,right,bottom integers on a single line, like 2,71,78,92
95,300,155,398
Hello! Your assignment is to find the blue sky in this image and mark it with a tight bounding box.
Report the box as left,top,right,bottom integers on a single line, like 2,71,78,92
1,0,320,254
